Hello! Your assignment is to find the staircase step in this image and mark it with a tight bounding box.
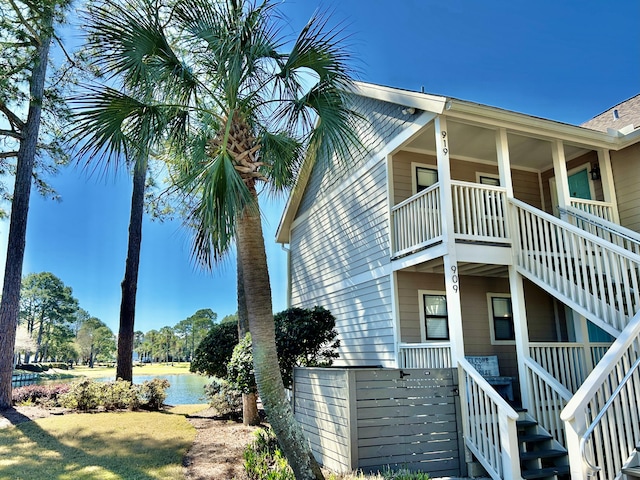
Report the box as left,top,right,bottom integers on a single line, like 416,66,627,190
517,419,538,429
521,465,570,479
519,433,554,444
520,449,567,462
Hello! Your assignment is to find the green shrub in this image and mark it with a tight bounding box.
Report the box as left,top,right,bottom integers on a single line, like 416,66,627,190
41,362,69,370
381,467,430,480
227,333,257,394
139,378,170,410
190,321,239,377
100,380,141,410
243,428,294,480
204,377,242,417
59,379,102,411
15,363,44,373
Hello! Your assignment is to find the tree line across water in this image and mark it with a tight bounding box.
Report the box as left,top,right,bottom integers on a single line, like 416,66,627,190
15,271,223,368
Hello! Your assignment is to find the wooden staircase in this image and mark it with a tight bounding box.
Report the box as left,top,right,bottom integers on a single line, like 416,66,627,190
517,412,569,480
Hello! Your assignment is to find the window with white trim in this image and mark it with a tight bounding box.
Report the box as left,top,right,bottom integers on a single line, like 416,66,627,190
488,294,514,344
415,166,438,193
419,292,449,340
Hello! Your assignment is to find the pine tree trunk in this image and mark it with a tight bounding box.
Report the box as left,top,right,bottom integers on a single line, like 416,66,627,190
235,187,324,480
0,8,54,409
115,159,147,381
237,254,260,425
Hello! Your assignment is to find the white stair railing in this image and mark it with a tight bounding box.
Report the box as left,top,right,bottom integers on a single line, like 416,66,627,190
510,198,640,335
569,198,615,222
459,358,520,480
563,205,640,256
562,312,640,480
524,358,573,447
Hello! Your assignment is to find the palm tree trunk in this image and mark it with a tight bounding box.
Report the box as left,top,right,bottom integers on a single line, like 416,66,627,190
235,188,324,480
116,158,147,381
0,7,54,409
237,254,260,426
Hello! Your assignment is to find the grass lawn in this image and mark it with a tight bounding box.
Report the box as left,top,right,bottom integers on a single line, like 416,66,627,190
0,405,203,480
42,363,193,381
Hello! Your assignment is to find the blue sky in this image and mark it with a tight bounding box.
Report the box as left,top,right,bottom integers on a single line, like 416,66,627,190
2,0,638,334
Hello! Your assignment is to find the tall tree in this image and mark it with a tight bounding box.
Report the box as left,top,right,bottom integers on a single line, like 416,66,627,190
72,0,361,477
0,0,72,409
76,317,115,367
174,308,216,361
19,272,79,362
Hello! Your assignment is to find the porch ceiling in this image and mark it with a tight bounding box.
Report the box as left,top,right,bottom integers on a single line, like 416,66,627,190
404,119,592,172
408,258,508,278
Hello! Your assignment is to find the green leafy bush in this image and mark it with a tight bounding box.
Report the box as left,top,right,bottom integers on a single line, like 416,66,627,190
15,364,44,373
140,378,170,410
12,384,70,406
100,380,140,410
227,333,257,394
190,321,239,377
243,428,294,480
204,377,242,417
381,467,430,480
59,379,102,411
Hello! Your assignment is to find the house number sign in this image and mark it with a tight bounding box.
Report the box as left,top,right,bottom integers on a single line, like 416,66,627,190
451,265,459,293
442,131,448,154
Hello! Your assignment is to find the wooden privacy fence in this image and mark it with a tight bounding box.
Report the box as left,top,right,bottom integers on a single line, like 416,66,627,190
293,367,464,477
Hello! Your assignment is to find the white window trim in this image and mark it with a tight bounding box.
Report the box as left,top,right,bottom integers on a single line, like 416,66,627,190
411,161,438,195
418,289,448,342
487,292,515,345
476,171,500,185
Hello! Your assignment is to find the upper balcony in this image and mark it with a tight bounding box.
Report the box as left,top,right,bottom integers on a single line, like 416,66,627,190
387,116,622,262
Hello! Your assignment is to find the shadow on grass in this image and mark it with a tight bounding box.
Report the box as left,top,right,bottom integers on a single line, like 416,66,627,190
0,411,192,480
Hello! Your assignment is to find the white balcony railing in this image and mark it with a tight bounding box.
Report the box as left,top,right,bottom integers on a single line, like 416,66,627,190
452,181,509,242
569,198,615,222
391,181,509,257
398,342,452,368
391,183,442,257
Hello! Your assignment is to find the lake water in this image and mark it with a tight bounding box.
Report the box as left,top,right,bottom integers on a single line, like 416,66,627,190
96,374,211,405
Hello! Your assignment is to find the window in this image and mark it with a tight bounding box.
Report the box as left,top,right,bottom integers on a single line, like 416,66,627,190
489,295,514,343
479,175,500,186
420,293,449,340
415,166,438,193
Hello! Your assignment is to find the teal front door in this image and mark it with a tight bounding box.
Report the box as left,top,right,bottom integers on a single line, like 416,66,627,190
568,169,591,199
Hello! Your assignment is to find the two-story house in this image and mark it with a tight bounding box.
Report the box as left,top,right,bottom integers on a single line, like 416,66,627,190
276,82,640,480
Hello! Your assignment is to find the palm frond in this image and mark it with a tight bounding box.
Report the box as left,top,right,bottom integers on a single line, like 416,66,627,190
258,130,302,192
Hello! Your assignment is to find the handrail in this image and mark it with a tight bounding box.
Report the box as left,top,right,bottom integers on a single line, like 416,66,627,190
450,179,507,193
391,181,440,211
511,198,640,263
459,358,518,419
524,357,573,401
561,312,640,422
579,355,640,474
562,205,640,250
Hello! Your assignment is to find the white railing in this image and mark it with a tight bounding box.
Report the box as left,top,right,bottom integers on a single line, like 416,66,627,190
530,342,612,393
510,198,640,335
451,181,509,242
391,183,442,257
459,358,520,480
564,205,640,257
562,312,640,480
569,198,615,222
398,342,452,368
524,358,573,447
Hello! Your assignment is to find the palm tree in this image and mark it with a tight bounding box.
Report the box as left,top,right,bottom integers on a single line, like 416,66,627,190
72,0,361,478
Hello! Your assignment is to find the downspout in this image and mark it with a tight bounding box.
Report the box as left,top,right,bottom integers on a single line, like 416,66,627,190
281,243,291,308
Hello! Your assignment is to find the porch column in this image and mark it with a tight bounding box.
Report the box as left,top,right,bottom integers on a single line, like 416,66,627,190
551,139,570,217
495,128,514,198
597,148,620,223
434,116,465,361
509,265,531,410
